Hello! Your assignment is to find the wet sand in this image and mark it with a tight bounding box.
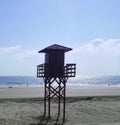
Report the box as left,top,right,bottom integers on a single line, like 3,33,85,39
0,86,120,98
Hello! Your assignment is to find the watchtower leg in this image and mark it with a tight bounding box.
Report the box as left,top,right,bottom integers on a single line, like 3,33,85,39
44,82,47,116
58,81,61,117
63,83,66,122
43,77,51,117
48,80,51,117
62,77,68,123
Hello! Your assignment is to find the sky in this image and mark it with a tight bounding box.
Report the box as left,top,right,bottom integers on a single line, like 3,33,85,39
0,0,120,77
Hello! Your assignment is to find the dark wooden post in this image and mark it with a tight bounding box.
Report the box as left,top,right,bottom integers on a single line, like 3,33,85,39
37,44,76,124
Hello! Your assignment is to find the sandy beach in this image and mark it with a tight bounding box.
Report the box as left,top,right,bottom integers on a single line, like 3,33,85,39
0,86,120,125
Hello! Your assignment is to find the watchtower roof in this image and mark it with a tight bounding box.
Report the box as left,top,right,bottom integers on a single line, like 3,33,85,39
38,44,72,53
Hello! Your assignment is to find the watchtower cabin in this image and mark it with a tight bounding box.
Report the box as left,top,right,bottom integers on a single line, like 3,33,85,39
37,44,76,78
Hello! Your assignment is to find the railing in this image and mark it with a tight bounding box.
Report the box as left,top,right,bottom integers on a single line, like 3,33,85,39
37,64,45,77
37,63,76,78
64,64,76,77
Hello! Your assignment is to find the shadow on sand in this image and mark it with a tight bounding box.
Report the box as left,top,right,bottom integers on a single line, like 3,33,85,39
36,114,64,125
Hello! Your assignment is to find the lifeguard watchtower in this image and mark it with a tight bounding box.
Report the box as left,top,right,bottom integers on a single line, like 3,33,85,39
37,44,76,124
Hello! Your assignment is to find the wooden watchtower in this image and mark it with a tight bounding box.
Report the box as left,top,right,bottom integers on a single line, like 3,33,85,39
37,44,76,124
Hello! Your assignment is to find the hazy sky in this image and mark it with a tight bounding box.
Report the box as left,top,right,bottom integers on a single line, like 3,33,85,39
0,0,120,76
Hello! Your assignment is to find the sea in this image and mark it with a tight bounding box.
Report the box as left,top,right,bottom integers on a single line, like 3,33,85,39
0,76,120,87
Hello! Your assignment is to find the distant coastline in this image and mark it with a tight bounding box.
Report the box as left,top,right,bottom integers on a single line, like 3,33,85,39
0,75,120,87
